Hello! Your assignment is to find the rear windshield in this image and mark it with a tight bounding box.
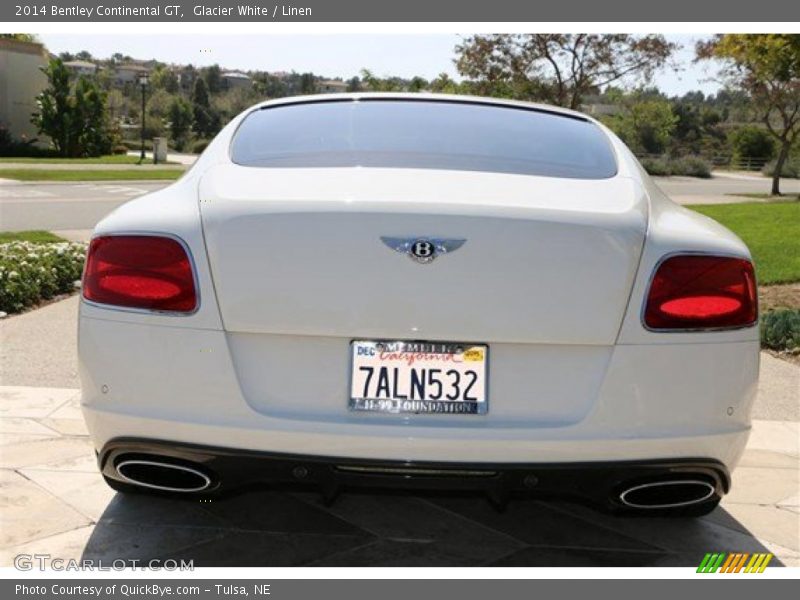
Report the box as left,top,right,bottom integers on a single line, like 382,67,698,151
230,99,617,179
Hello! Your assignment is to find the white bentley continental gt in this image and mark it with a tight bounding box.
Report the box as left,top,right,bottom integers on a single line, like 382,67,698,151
79,94,759,516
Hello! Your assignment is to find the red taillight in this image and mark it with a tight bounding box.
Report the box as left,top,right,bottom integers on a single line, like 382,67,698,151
83,235,197,312
644,255,757,330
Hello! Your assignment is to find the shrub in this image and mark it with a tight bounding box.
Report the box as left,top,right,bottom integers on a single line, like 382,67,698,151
639,156,712,178
0,125,58,158
171,137,189,153
670,156,712,178
191,139,210,154
0,241,86,314
761,309,800,352
729,126,775,162
639,157,672,176
120,139,153,152
762,158,800,179
112,144,129,155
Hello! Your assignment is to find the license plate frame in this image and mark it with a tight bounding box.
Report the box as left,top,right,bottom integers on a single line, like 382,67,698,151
348,340,489,415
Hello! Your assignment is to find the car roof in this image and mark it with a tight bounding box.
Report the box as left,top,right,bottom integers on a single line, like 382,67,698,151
248,92,595,123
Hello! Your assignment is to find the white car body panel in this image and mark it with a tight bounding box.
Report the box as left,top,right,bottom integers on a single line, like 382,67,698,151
199,165,647,344
79,94,759,505
80,315,756,465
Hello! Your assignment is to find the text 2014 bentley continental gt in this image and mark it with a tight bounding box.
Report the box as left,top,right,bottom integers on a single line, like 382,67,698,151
80,94,759,516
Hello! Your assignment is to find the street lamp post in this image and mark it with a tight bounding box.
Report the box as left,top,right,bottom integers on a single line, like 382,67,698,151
138,73,149,163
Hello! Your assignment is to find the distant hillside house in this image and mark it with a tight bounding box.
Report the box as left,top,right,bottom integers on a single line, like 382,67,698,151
113,63,150,85
319,79,348,94
63,59,97,77
222,71,252,89
0,37,49,145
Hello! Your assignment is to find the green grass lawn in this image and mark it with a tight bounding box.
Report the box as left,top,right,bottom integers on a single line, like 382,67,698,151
689,202,800,285
726,193,800,200
0,155,177,165
0,230,67,243
0,169,184,182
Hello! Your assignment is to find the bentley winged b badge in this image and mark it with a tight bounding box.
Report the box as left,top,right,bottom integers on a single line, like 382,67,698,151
380,237,467,264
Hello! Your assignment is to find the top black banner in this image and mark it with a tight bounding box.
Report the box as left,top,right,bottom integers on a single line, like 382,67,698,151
4,0,799,22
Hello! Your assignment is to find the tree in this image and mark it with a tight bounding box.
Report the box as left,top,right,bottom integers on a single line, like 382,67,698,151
346,76,361,92
31,59,112,157
359,69,405,92
669,92,727,156
253,72,288,98
191,77,219,138
408,76,429,92
151,66,180,94
31,59,74,156
110,52,132,65
0,34,37,42
73,77,112,156
299,72,317,94
455,34,677,109
106,89,129,122
603,91,678,155
143,89,174,138
201,64,223,94
729,126,776,162
429,73,462,94
698,34,800,195
213,88,258,123
168,97,193,148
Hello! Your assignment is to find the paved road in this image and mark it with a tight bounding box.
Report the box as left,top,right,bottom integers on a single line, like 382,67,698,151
0,181,167,233
1,173,798,234
654,172,800,204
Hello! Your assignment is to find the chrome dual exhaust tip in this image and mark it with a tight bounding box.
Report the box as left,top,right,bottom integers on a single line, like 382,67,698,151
619,479,716,509
116,459,212,493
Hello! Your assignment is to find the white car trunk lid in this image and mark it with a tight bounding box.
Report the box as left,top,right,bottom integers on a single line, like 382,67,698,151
199,165,647,345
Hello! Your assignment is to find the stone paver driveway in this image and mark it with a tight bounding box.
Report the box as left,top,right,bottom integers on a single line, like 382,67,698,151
1,385,797,567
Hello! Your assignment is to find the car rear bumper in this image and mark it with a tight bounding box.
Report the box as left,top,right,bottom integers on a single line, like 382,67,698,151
79,316,759,470
99,437,730,512
84,401,751,466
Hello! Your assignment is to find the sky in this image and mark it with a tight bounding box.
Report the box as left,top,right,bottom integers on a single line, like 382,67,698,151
37,33,724,97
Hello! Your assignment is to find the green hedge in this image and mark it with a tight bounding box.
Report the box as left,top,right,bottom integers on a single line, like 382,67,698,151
0,241,86,314
761,309,800,353
640,156,712,178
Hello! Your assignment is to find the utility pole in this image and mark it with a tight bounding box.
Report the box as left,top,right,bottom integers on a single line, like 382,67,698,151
138,72,149,163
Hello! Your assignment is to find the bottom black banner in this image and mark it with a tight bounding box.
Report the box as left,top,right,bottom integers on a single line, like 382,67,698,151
1,579,792,600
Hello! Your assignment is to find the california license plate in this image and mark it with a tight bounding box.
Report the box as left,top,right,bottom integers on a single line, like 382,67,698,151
349,340,488,415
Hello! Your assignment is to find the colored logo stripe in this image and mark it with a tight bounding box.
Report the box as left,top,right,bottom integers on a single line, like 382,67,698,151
720,553,736,572
697,552,772,573
745,553,773,573
697,553,726,573
733,553,750,573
